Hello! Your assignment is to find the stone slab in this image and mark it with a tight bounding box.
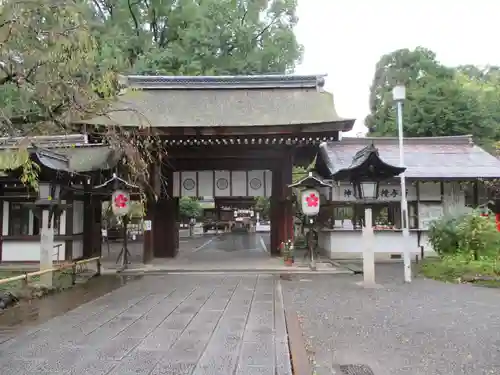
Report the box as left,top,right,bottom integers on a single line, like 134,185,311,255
0,274,292,375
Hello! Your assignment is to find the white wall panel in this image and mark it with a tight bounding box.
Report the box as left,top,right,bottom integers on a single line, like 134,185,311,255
180,171,198,197
247,170,265,197
214,170,231,197
264,171,272,197
197,171,214,197
231,171,247,196
172,170,272,197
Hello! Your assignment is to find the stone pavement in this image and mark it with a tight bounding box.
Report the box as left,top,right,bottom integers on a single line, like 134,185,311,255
103,233,346,274
0,274,292,375
282,264,500,375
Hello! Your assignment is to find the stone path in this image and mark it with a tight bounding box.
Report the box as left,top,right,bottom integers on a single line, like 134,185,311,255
282,264,500,375
0,274,292,375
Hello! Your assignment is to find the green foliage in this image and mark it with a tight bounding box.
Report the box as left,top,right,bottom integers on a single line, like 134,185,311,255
1,0,303,194
419,256,500,284
366,47,500,148
292,165,308,183
1,0,118,132
255,196,270,218
179,197,202,219
428,209,500,260
427,210,467,256
91,0,303,75
456,212,500,260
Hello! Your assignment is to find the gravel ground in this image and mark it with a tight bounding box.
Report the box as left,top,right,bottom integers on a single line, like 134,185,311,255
281,264,500,375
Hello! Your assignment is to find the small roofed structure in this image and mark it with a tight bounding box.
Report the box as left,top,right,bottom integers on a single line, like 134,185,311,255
328,143,406,182
0,134,121,263
313,135,500,263
316,135,500,180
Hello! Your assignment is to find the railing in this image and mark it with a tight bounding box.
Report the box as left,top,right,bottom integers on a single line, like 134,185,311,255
0,256,102,288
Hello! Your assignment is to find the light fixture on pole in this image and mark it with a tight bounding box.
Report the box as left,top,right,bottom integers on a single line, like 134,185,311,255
331,144,406,287
392,83,411,283
288,172,332,271
353,180,379,201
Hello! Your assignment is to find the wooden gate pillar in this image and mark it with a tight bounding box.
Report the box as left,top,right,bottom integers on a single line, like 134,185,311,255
271,151,293,256
152,167,178,258
143,164,179,260
283,153,294,242
142,162,158,263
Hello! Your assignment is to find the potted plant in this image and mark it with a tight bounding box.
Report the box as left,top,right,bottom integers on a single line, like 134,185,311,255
284,240,294,266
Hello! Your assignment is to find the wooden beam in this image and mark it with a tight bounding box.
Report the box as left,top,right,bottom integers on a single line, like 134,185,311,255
170,158,282,171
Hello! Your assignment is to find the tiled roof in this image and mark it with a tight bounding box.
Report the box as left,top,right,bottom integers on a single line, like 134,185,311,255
80,75,354,130
318,135,500,179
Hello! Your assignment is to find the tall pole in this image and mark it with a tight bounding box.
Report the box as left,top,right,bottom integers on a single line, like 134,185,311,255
396,100,411,283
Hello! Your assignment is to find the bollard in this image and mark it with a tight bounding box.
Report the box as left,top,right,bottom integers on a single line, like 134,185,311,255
96,258,102,276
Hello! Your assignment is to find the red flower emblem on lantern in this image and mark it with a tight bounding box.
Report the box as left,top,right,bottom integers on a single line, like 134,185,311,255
306,192,319,208
114,193,128,209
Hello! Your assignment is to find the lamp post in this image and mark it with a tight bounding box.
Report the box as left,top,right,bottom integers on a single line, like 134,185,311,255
392,84,411,283
288,172,332,271
352,179,379,285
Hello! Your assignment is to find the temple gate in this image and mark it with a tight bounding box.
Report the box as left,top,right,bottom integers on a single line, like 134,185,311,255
82,74,354,261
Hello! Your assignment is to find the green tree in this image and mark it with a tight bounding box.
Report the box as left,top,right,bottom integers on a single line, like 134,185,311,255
0,0,159,189
255,196,270,219
91,0,303,75
365,47,499,148
179,197,202,219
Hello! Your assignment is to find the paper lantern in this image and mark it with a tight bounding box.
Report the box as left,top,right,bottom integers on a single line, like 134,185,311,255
111,190,131,217
300,188,320,217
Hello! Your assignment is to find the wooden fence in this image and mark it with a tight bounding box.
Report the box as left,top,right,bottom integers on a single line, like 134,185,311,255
0,257,102,287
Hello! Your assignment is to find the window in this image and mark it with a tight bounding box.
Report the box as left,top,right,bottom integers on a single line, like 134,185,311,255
9,203,31,236
8,202,61,236
330,202,418,230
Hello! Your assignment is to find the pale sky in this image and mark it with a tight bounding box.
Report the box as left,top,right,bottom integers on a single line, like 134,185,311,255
295,0,500,136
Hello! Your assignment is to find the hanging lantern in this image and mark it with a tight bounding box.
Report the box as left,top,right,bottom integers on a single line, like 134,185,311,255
111,189,131,217
300,188,320,217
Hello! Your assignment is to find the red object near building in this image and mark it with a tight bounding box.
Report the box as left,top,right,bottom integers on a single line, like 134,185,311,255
496,213,500,232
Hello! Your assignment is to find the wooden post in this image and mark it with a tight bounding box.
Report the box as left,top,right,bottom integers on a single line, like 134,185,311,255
152,167,178,258
362,207,375,286
40,209,54,287
82,181,93,258
142,163,158,263
270,165,283,256
142,193,155,263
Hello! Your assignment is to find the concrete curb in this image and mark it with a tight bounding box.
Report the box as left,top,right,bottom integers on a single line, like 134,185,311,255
102,268,354,276
284,309,314,375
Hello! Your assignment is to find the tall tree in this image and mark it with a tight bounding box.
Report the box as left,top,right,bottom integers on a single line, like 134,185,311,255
0,0,160,188
91,0,303,75
365,47,500,148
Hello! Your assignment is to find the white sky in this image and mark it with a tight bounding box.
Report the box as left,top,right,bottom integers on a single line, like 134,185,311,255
295,0,500,136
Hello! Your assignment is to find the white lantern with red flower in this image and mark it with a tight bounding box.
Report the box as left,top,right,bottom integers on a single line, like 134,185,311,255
300,188,320,217
111,190,131,217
